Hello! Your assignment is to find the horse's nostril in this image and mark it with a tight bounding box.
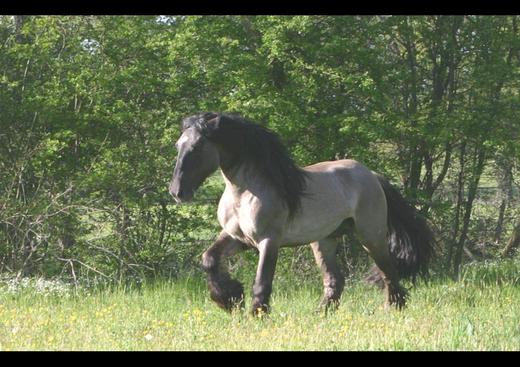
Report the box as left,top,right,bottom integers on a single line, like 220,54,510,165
169,184,181,198
170,185,188,203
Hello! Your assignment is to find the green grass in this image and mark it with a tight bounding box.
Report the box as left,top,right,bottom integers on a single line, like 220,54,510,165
1,263,520,351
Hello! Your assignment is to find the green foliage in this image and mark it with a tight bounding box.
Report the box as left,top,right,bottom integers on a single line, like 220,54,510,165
0,15,519,282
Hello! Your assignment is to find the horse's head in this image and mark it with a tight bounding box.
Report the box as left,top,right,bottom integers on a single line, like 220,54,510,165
169,114,220,203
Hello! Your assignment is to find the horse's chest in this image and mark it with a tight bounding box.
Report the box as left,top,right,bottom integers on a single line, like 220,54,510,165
217,194,266,246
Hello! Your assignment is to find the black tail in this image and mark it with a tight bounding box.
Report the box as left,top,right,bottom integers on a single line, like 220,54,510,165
366,175,435,287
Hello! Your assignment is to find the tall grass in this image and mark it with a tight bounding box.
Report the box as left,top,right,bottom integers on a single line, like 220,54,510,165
459,258,520,286
1,260,520,350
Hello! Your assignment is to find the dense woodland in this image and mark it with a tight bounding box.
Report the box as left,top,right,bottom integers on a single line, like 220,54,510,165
1,15,519,284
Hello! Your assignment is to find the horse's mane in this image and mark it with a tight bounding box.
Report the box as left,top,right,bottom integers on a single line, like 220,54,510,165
182,112,307,218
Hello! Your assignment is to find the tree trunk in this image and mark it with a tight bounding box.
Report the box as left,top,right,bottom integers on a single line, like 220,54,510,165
494,156,513,243
447,142,466,269
14,15,26,42
117,205,130,282
420,16,461,212
401,18,422,203
453,146,486,279
503,221,520,257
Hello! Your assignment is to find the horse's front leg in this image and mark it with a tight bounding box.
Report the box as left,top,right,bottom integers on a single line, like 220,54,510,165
202,231,248,312
251,238,280,316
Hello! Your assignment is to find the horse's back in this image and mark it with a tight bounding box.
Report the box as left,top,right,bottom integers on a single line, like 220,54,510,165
304,159,381,194
304,158,360,172
310,159,387,215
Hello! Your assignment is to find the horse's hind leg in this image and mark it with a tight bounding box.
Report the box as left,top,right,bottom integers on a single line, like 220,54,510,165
311,238,345,313
366,244,408,310
356,219,408,309
202,231,248,312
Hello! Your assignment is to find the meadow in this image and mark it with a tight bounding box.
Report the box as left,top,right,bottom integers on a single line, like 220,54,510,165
1,259,520,351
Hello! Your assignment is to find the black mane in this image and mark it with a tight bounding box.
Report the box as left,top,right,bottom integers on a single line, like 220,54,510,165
182,112,307,218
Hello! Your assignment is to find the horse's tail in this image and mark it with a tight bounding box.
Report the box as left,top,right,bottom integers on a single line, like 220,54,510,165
366,175,435,287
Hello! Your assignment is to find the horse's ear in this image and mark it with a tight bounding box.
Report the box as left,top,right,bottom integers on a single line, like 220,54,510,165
181,112,219,132
202,113,221,138
206,115,219,126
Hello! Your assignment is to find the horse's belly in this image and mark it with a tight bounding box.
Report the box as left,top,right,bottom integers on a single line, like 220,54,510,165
282,215,348,245
282,179,354,244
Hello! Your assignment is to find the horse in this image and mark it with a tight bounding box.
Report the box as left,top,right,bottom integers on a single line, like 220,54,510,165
169,112,434,316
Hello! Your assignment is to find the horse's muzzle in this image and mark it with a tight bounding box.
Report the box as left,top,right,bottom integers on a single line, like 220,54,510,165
170,187,194,204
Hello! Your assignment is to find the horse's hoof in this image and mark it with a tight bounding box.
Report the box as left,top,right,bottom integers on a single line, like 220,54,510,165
208,276,245,312
315,299,340,315
211,293,244,313
384,281,408,311
251,303,270,318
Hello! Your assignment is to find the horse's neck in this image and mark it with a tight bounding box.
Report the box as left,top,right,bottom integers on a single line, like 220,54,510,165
221,164,250,192
220,164,269,198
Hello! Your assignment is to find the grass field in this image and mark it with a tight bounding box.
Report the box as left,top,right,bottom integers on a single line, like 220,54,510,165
1,260,520,351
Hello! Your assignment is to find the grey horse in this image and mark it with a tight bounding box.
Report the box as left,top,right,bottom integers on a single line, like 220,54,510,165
169,112,434,316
